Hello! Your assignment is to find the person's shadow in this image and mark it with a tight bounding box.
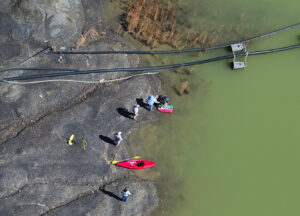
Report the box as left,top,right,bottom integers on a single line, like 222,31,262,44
100,188,122,201
136,98,149,110
117,107,133,119
99,135,116,146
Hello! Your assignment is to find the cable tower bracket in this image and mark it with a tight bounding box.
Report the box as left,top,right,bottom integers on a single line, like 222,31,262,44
231,43,247,69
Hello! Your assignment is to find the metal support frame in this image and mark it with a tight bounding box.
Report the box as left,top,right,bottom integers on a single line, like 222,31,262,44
231,43,248,69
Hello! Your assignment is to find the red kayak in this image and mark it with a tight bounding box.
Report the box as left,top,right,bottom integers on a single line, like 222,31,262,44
116,159,155,169
158,104,173,113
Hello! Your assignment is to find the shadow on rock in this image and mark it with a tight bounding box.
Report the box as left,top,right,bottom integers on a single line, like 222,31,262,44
136,98,148,110
99,135,116,146
100,188,122,201
117,107,133,119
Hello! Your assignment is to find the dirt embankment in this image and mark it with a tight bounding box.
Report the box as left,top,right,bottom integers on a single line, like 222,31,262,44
0,0,160,215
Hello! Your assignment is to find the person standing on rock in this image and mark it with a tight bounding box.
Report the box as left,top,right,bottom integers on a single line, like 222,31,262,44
121,187,131,202
114,131,123,146
147,95,159,111
132,104,140,120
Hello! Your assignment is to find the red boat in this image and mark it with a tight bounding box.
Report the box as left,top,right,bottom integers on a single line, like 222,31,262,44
158,104,173,113
116,159,155,169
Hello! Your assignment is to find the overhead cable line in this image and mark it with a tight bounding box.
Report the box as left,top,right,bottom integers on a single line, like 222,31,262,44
2,72,159,85
1,23,299,75
1,44,299,83
48,23,300,55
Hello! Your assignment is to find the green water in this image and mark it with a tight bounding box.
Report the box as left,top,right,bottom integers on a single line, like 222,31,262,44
125,0,300,215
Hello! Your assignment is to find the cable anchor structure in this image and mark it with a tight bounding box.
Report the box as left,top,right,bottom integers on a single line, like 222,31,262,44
231,43,248,69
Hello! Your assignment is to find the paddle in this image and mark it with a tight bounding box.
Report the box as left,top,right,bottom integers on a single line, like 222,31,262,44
68,134,74,146
112,156,140,164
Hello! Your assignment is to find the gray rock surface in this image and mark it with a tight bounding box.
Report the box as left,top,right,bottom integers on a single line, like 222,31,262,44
9,0,84,45
0,0,160,215
45,176,158,216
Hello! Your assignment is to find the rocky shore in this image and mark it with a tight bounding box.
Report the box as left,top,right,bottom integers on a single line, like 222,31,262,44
0,0,160,215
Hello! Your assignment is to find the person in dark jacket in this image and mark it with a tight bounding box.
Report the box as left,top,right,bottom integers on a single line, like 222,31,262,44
158,95,169,106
